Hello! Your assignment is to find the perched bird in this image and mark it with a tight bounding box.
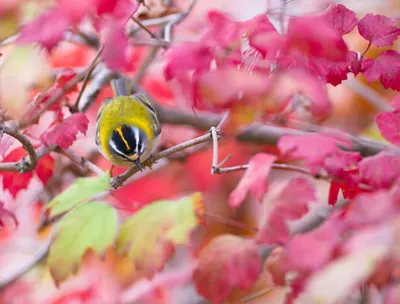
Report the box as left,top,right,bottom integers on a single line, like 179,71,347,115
95,77,161,171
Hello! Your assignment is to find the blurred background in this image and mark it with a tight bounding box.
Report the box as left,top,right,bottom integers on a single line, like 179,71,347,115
0,0,399,303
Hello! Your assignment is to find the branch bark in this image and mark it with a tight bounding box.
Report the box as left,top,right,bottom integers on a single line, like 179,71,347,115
0,125,38,172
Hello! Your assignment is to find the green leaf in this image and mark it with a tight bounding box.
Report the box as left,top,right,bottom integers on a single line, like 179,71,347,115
116,193,202,278
47,202,117,286
46,172,110,217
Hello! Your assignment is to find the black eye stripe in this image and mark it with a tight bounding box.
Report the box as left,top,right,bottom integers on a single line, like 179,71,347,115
111,125,137,155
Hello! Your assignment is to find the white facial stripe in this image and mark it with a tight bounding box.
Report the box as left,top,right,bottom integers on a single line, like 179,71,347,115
134,127,140,153
110,139,125,157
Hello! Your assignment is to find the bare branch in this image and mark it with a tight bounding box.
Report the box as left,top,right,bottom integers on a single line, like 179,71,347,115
345,77,392,112
111,131,218,188
131,16,159,40
0,240,50,289
17,72,87,129
0,125,38,172
78,67,117,112
163,0,197,42
133,45,161,84
73,46,104,110
57,149,104,176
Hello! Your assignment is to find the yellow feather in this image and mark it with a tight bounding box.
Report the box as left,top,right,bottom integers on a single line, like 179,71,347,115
97,96,155,164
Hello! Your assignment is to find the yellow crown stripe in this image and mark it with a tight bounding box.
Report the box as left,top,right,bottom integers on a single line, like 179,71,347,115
116,126,131,150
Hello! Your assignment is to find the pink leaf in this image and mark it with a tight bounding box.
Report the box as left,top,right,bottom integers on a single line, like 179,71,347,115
363,50,400,91
359,152,400,188
0,135,13,158
376,110,400,145
345,191,397,227
0,201,18,230
196,67,269,109
193,235,261,304
40,113,89,149
285,218,344,272
102,24,129,71
229,153,277,209
285,15,348,62
271,70,332,119
203,10,242,49
325,4,358,36
18,8,70,51
278,134,347,174
164,42,213,81
256,178,316,245
358,14,400,47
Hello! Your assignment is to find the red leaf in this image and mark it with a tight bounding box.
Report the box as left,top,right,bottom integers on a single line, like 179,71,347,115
35,154,55,186
285,218,344,272
229,153,277,209
0,147,33,198
358,14,400,47
376,113,400,145
345,191,396,227
325,4,358,36
95,0,118,15
364,51,400,90
278,134,346,174
18,8,70,51
256,178,316,245
0,201,18,230
193,235,261,304
325,59,350,86
349,51,372,76
102,24,129,71
359,152,400,188
328,181,341,206
55,68,78,92
41,113,89,149
285,15,348,62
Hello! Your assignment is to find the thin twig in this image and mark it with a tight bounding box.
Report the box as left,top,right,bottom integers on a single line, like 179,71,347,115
345,77,392,112
210,127,219,174
241,287,275,303
17,73,86,129
131,16,159,40
133,45,161,84
204,212,258,233
0,240,50,289
110,131,218,188
57,149,104,175
0,125,38,172
78,67,117,112
163,0,197,42
73,46,104,110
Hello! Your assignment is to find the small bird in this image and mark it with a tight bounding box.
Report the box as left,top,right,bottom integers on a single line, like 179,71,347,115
95,77,161,171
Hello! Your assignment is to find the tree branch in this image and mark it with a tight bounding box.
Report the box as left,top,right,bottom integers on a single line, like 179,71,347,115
57,148,104,176
0,125,38,172
155,104,394,157
17,72,87,129
110,131,218,188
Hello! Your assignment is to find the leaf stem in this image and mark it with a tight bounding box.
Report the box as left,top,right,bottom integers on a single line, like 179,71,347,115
203,212,258,233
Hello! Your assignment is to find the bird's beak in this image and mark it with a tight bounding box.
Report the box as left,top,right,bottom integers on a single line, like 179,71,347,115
126,153,142,172
134,159,143,172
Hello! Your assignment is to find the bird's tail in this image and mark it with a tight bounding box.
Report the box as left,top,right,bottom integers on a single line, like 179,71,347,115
111,77,132,96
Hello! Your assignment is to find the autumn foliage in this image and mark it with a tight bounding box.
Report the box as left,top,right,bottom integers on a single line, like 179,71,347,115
0,0,400,303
